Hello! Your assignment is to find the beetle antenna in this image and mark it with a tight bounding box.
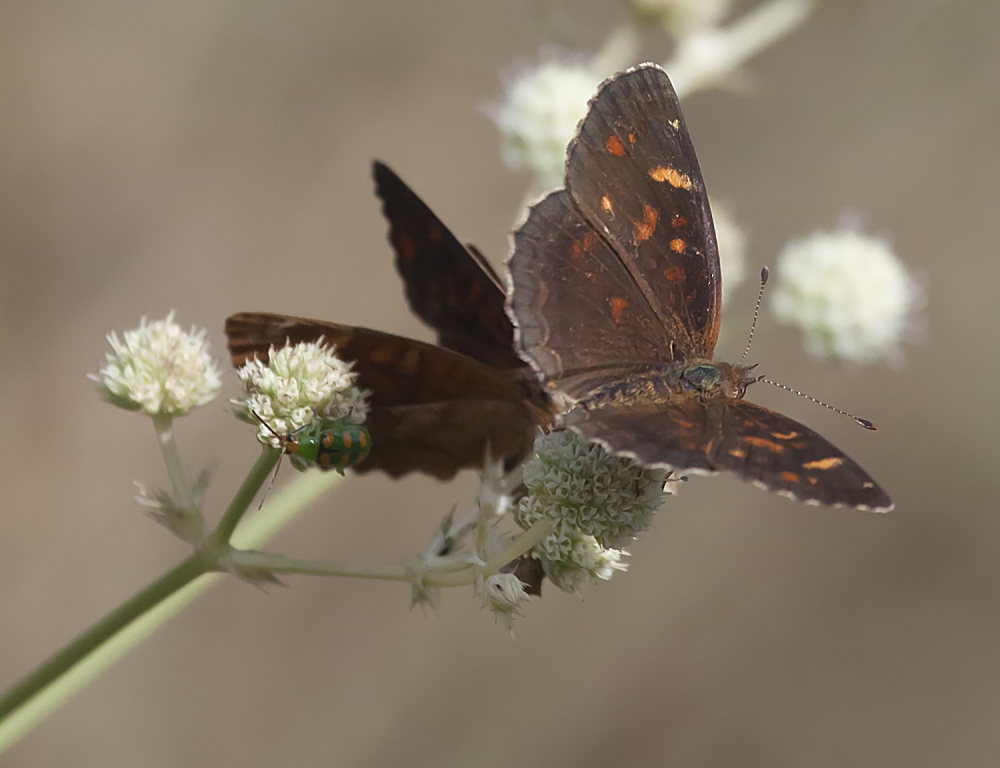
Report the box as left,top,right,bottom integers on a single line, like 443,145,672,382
753,376,877,430
740,266,768,363
250,409,286,508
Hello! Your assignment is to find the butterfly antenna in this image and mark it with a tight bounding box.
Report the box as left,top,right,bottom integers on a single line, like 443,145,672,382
753,376,877,430
740,266,769,363
250,410,286,509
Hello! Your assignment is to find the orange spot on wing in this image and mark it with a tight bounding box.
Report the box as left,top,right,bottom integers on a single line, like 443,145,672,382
601,195,613,213
628,133,637,144
649,166,692,189
743,436,785,453
610,297,629,323
399,347,421,375
674,419,695,429
605,135,625,156
633,204,659,243
340,431,353,449
663,265,686,282
369,346,394,365
570,231,596,261
807,477,818,485
397,233,416,261
669,238,686,253
780,471,800,484
428,227,444,242
728,448,745,459
802,457,844,470
671,214,688,229
771,430,800,440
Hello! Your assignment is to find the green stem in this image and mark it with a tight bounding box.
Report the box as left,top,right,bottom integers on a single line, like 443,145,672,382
226,518,555,588
0,555,208,723
210,447,281,546
152,414,192,507
0,459,343,753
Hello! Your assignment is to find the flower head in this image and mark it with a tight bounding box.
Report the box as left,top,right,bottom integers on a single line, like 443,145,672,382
92,311,222,416
490,53,602,190
771,224,925,364
515,429,669,591
232,341,368,449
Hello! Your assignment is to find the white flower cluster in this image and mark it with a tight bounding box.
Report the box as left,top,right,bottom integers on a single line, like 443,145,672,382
233,341,368,448
491,55,602,190
93,311,222,416
516,430,669,592
771,226,924,364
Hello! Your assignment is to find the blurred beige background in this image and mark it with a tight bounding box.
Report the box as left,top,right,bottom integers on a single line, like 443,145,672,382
2,1,999,765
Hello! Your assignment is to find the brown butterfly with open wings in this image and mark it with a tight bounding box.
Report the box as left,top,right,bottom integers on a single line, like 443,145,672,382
505,63,892,512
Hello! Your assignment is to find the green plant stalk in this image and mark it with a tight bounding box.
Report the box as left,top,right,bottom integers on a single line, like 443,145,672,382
0,555,209,725
226,517,555,587
152,414,193,509
0,457,341,752
211,447,282,546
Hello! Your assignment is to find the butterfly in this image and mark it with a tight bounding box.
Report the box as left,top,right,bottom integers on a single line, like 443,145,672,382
506,63,893,512
226,163,550,480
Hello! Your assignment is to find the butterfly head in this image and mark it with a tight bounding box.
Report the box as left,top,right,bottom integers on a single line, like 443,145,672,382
683,362,760,401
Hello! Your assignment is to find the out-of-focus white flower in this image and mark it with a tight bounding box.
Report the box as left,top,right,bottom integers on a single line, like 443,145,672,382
92,311,222,416
666,0,814,97
490,54,603,190
632,0,732,34
771,225,925,364
712,200,747,304
478,572,531,632
232,341,368,448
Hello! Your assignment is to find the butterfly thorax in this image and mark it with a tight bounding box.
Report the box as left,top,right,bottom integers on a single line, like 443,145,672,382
577,360,757,411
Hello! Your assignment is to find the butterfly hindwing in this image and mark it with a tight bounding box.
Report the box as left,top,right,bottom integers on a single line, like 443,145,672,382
566,65,722,360
565,397,891,511
509,189,681,389
711,401,893,512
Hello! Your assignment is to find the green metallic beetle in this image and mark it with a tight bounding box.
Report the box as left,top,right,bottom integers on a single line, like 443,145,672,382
251,411,372,475
281,417,372,475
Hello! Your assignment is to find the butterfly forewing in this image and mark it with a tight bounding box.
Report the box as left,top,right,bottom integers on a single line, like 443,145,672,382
510,190,684,393
373,161,521,370
565,65,721,360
